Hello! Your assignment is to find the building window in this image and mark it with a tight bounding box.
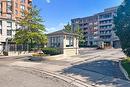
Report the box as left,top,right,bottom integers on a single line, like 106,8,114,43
99,13,112,19
20,5,25,11
0,21,2,29
7,21,12,28
50,37,60,47
6,1,12,13
66,36,73,47
20,11,25,17
15,3,18,8
0,21,2,34
15,10,18,15
0,29,2,34
21,0,25,3
7,30,12,36
6,13,12,18
0,12,1,16
0,2,2,16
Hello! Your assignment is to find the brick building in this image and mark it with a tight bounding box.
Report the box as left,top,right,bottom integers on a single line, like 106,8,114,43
0,0,32,53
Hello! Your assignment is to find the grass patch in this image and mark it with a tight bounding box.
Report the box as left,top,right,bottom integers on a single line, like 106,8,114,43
121,57,130,78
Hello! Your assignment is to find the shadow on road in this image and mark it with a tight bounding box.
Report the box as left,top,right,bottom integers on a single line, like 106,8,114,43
61,60,127,86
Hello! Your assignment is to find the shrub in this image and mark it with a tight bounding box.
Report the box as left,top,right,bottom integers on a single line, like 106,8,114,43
121,58,130,78
123,48,130,57
3,51,8,56
42,47,61,55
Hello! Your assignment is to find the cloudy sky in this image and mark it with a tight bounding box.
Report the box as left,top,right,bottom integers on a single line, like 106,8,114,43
33,0,123,33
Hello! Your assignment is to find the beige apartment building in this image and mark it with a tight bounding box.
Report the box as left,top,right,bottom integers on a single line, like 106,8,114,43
98,7,120,48
71,15,99,46
0,0,32,53
71,7,120,48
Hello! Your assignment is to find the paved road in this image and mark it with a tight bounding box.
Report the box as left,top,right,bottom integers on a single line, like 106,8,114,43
73,60,126,80
0,48,129,87
72,48,126,79
0,66,77,87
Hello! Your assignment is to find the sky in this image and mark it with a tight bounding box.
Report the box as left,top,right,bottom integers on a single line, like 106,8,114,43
33,0,123,33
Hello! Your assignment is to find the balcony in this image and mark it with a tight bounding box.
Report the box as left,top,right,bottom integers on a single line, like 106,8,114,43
99,28,112,31
99,17,113,21
100,33,112,36
6,9,12,14
100,38,112,42
99,23,113,26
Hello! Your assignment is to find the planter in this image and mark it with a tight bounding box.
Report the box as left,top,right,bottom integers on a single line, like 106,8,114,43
29,56,43,62
3,51,8,56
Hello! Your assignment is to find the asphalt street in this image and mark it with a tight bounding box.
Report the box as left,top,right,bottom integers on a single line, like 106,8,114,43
0,48,128,87
0,66,77,87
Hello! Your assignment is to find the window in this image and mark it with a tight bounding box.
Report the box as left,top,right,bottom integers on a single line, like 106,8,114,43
7,21,12,28
6,1,12,13
15,10,18,15
0,2,2,15
7,30,12,36
21,0,25,3
99,13,112,19
50,37,61,47
6,14,12,18
20,5,25,11
66,36,73,47
0,21,2,29
15,3,18,8
0,29,2,34
0,21,2,34
20,11,25,17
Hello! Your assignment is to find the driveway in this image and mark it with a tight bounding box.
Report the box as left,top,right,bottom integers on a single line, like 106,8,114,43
60,48,130,87
0,48,129,87
66,60,126,80
78,48,125,78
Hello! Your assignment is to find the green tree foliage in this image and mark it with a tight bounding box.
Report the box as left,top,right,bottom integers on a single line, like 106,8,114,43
114,0,130,57
64,23,85,46
74,25,85,44
64,23,72,33
14,6,47,50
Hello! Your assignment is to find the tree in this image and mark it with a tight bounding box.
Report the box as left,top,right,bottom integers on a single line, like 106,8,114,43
74,25,85,47
64,23,85,46
64,23,72,32
114,0,130,57
14,6,47,51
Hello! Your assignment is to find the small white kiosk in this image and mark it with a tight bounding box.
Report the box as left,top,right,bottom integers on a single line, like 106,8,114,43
47,30,79,56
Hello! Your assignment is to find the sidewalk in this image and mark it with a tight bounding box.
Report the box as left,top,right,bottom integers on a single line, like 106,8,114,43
0,54,32,59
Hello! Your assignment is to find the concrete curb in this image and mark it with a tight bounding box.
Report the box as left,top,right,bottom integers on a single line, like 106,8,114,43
12,65,94,87
119,60,130,81
0,54,32,59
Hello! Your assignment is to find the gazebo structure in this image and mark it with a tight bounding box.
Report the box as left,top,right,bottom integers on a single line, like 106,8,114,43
47,30,79,56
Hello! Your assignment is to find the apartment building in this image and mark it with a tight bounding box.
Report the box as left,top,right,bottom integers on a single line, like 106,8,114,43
98,7,120,48
71,7,120,48
0,0,32,52
71,15,99,46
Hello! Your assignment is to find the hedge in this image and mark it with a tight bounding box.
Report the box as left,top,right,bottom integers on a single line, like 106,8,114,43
42,47,61,55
